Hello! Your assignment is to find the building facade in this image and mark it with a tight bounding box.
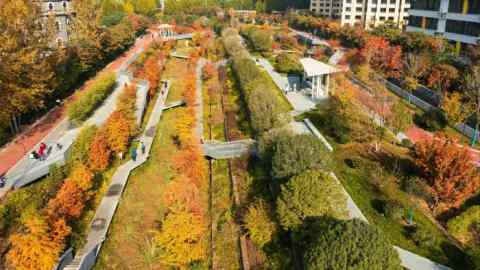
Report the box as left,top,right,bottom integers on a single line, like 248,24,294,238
406,0,480,48
310,0,410,29
39,0,75,44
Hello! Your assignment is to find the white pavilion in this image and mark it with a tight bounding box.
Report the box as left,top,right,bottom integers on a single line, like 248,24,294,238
299,58,339,100
157,24,176,40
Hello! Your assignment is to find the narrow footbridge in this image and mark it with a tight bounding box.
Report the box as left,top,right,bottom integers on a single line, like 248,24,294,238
202,139,256,159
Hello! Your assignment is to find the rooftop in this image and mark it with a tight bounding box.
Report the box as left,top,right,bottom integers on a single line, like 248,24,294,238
300,58,339,77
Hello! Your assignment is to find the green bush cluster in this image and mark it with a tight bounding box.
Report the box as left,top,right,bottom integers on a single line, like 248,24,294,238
383,200,404,220
68,72,117,125
274,53,303,75
240,26,273,53
301,219,402,270
276,170,348,231
222,28,286,134
448,206,480,246
417,108,448,131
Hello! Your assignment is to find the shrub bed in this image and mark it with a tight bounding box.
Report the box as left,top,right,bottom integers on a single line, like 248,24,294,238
68,72,117,125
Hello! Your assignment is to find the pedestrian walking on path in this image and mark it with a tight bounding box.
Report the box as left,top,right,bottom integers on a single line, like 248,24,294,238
140,141,146,155
38,142,47,161
131,148,137,161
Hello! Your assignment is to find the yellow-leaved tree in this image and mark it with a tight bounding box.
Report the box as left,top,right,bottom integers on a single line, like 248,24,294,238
155,208,207,267
7,210,70,270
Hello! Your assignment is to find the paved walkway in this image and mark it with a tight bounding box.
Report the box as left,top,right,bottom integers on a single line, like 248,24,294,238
195,58,206,141
64,82,171,270
256,58,318,113
0,28,159,179
201,139,256,159
0,30,160,196
1,74,131,194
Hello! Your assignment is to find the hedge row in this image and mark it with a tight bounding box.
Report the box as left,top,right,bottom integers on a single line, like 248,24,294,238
222,28,286,134
68,72,117,125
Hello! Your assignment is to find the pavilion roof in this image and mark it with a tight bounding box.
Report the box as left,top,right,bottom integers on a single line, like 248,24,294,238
300,58,339,77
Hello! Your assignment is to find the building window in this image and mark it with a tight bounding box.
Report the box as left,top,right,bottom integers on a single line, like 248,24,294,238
389,8,395,12
408,16,422,27
355,15,361,19
412,0,441,11
356,7,362,12
454,0,480,14
345,15,351,19
446,20,480,36
381,8,386,12
63,1,67,9
48,3,53,10
346,7,351,11
425,17,438,30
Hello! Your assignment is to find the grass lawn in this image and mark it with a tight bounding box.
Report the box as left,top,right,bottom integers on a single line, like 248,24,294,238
258,70,293,113
163,58,189,104
95,55,194,268
211,160,241,269
304,103,469,268
94,106,182,270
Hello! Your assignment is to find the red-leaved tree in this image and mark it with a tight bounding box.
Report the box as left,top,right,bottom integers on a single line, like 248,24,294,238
413,133,480,210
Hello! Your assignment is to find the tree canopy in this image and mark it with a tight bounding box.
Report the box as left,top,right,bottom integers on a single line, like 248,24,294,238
301,219,402,270
276,170,348,230
272,134,333,178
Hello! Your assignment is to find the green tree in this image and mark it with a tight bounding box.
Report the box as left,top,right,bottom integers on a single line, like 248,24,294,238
132,0,158,15
244,200,276,249
272,134,333,179
276,170,348,230
68,125,98,166
247,86,284,133
386,101,412,133
302,219,402,270
274,53,303,75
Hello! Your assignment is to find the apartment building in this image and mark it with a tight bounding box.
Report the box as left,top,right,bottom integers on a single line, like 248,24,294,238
310,0,410,29
406,0,480,49
40,0,75,44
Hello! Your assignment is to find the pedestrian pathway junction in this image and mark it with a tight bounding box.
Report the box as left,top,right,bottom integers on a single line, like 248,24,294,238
258,49,452,270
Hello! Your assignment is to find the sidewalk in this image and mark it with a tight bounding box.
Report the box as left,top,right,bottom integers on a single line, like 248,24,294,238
0,29,158,184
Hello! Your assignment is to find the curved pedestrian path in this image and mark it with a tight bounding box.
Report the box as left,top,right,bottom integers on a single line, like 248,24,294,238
0,29,160,197
63,82,171,270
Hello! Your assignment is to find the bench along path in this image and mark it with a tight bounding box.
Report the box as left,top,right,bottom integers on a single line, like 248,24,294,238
63,82,171,270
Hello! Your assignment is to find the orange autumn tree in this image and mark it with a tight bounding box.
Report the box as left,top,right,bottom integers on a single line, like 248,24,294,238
414,133,480,210
45,165,94,221
105,111,131,154
360,36,403,78
202,62,215,81
88,130,111,172
7,211,71,270
173,142,207,187
163,175,202,215
141,53,163,96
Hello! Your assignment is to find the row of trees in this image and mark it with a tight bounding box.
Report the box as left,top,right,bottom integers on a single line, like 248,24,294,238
223,26,402,268
0,0,152,145
6,82,139,269
222,28,287,134
154,51,209,268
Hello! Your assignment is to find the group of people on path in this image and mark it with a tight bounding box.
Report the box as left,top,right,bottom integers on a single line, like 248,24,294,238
29,142,47,161
119,141,146,162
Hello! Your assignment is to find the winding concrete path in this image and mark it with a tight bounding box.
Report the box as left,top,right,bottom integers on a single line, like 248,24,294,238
63,82,171,270
195,58,206,141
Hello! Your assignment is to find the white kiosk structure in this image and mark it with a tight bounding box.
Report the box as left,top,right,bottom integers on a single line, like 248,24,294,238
300,58,339,100
157,24,176,40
